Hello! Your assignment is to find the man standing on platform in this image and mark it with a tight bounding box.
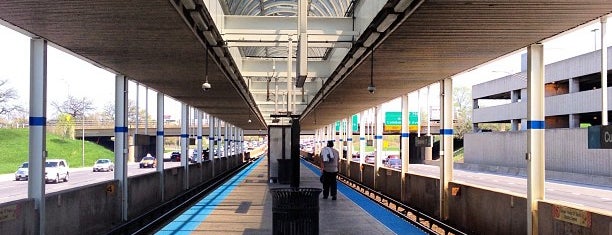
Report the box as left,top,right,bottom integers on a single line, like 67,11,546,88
320,140,339,200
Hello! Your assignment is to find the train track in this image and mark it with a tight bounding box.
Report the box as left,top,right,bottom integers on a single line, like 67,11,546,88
106,160,253,235
336,174,466,235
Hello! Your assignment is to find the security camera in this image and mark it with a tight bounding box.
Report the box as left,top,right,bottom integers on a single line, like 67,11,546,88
202,82,211,91
367,85,376,94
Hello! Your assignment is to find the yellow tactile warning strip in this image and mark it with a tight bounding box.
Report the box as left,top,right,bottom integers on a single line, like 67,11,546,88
191,157,272,234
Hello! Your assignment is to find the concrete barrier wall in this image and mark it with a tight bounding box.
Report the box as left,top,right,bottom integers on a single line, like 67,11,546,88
128,171,162,219
202,160,213,181
349,163,361,182
189,164,204,188
404,173,439,217
538,201,612,234
164,167,185,200
0,198,36,234
447,182,527,235
465,129,612,177
46,180,122,234
214,158,222,175
362,164,375,189
375,168,402,200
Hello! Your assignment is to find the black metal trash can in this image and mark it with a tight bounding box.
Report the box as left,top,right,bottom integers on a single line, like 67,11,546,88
270,187,322,235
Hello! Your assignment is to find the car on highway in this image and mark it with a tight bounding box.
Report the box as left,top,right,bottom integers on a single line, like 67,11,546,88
365,152,376,164
385,158,402,170
170,152,181,162
93,159,114,172
45,159,69,183
14,162,29,181
139,156,156,168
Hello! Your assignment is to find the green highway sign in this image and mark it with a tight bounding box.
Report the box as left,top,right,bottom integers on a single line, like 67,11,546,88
385,112,402,125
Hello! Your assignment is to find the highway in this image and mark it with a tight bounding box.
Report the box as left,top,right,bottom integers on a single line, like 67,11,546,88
0,161,182,204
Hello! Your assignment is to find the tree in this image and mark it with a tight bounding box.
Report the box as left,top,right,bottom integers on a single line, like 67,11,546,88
453,86,473,139
101,99,152,124
0,79,21,116
54,113,75,139
52,95,95,118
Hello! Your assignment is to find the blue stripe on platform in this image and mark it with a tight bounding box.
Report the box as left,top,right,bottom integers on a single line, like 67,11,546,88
115,127,128,133
359,137,366,141
527,120,545,129
301,159,425,235
156,157,263,235
157,131,164,136
440,129,453,135
180,134,188,138
401,133,409,138
347,138,353,141
197,136,202,139
374,135,383,140
29,117,46,126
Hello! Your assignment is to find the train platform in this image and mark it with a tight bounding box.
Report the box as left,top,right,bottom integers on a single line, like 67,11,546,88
156,156,426,234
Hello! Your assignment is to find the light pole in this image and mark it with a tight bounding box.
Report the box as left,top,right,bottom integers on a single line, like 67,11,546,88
82,112,85,167
592,28,599,51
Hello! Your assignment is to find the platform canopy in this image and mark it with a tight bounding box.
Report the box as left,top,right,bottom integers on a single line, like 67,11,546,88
1,1,612,131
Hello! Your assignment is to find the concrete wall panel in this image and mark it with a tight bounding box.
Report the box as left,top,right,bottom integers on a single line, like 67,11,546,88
465,129,612,177
189,164,204,188
447,182,526,235
362,164,375,189
405,174,439,217
538,201,612,235
349,163,361,182
128,172,162,219
46,181,121,234
0,199,36,235
164,167,185,200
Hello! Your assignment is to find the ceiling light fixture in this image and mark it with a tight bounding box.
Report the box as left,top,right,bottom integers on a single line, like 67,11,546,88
368,51,376,94
202,47,211,91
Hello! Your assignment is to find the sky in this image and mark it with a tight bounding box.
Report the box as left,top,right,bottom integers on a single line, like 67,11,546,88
0,17,609,121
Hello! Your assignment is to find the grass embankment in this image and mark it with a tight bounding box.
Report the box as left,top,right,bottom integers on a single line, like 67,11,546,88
0,128,114,174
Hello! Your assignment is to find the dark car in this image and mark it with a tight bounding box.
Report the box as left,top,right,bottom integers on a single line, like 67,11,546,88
170,152,181,162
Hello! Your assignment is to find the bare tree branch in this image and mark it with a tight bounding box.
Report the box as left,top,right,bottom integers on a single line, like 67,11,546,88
0,79,20,115
52,95,95,118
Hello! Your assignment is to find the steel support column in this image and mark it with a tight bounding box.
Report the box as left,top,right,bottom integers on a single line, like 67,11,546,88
527,43,545,235
156,93,165,200
181,104,189,189
602,16,609,126
347,115,353,171
359,111,366,166
401,94,410,201
375,105,383,173
28,38,46,235
197,110,203,164
114,74,129,221
217,119,222,159
209,116,215,176
439,78,454,220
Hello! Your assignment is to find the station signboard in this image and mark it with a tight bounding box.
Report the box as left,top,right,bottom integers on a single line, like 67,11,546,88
602,125,612,149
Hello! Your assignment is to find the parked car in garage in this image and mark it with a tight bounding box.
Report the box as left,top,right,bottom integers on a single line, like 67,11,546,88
93,159,114,172
139,155,157,168
15,162,29,181
45,159,69,183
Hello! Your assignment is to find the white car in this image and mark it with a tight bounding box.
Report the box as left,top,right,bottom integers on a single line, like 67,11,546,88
45,159,69,183
93,159,114,172
14,162,29,181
